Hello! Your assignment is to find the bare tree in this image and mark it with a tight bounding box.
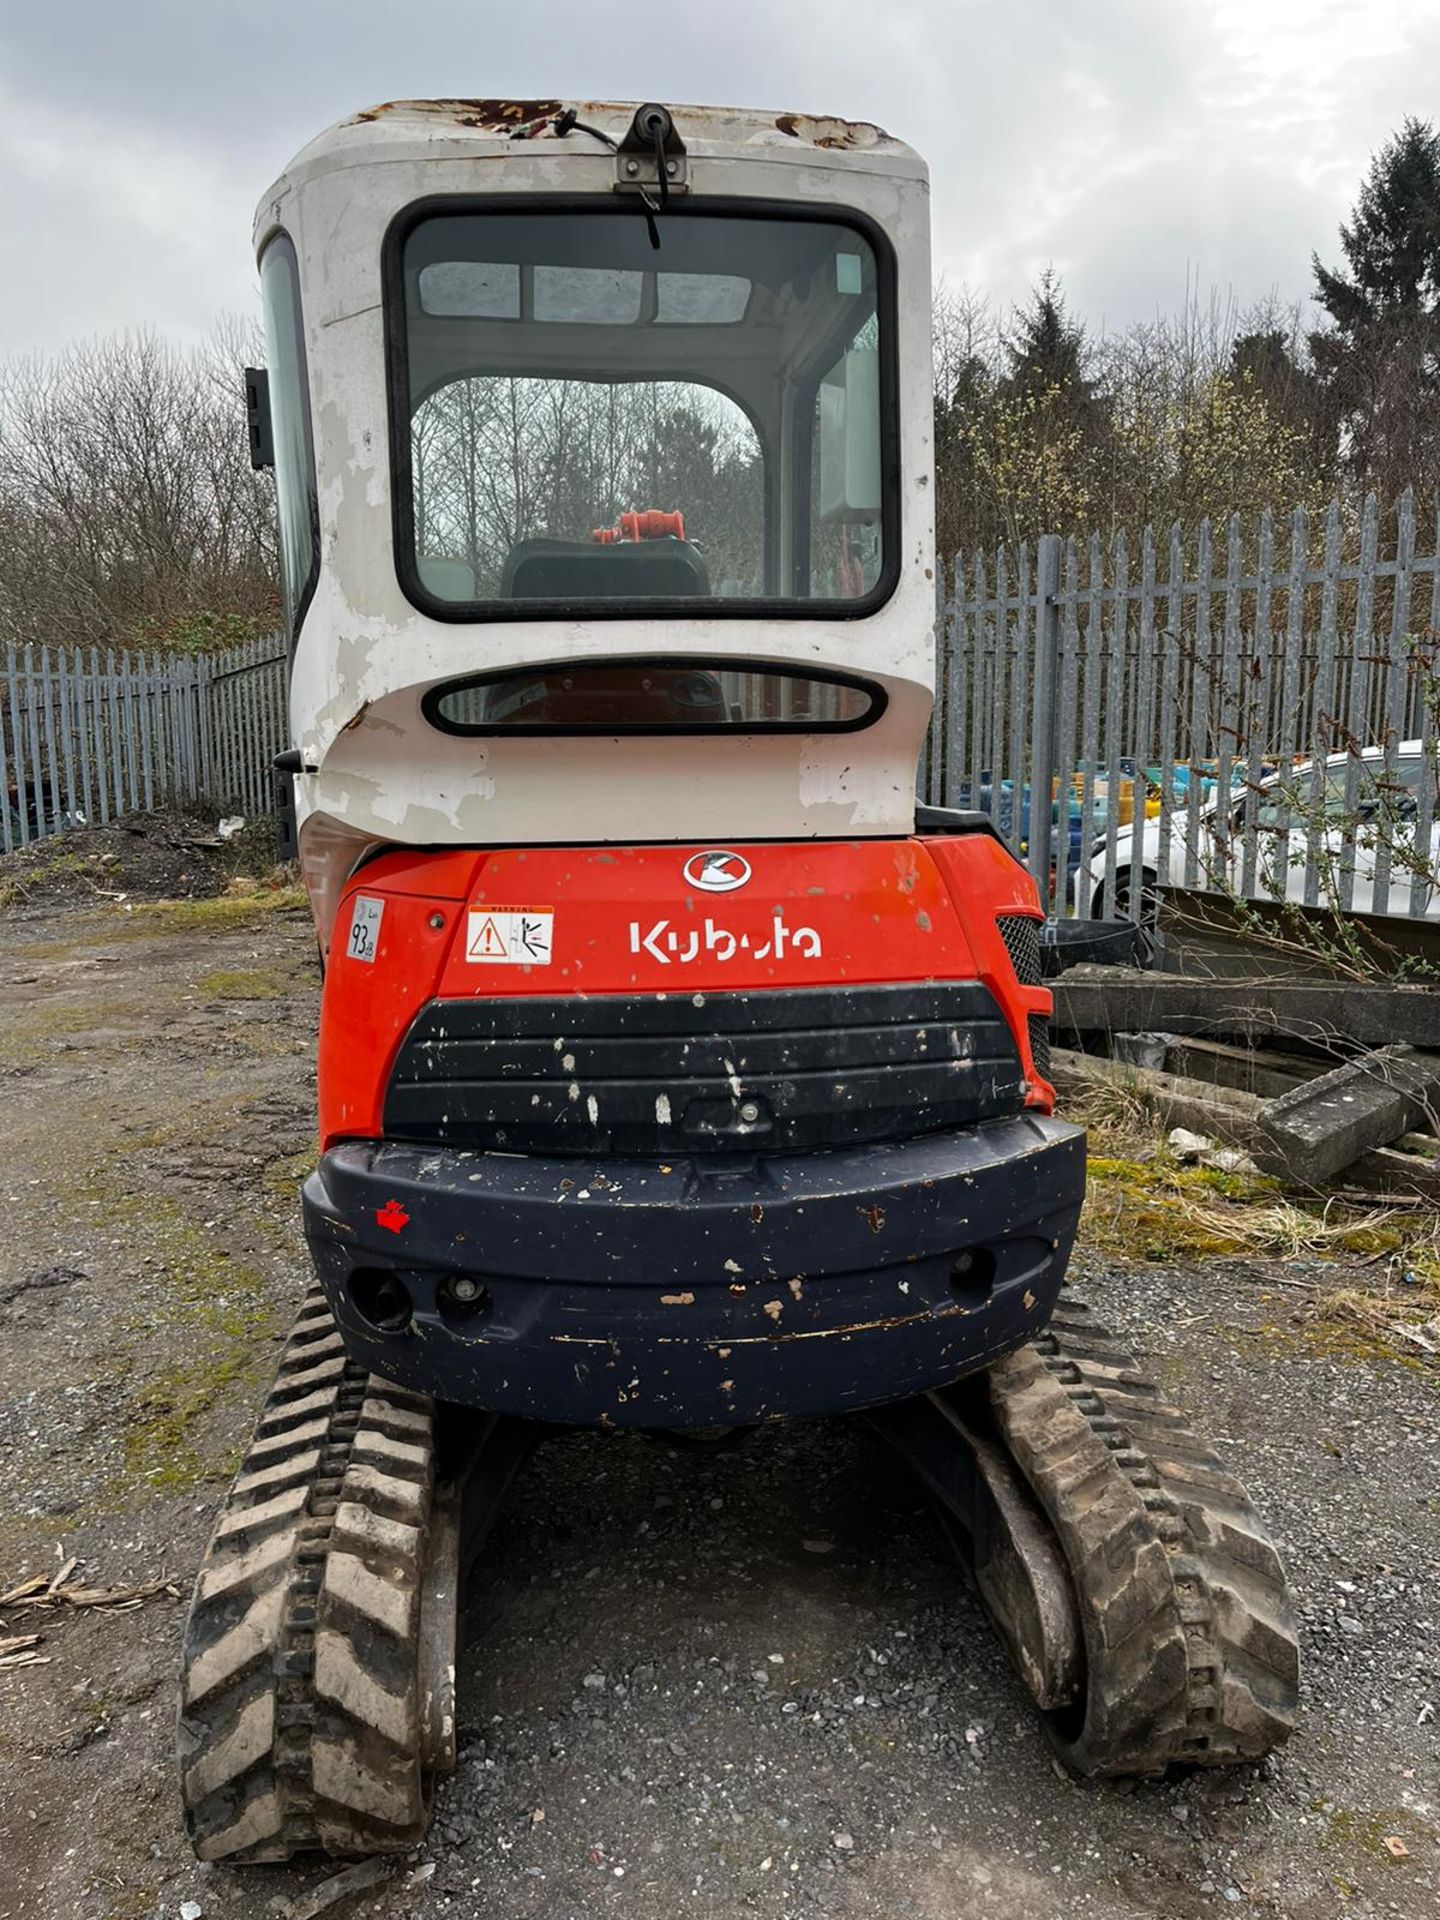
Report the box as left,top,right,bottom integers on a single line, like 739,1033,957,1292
412,375,763,596
0,323,277,650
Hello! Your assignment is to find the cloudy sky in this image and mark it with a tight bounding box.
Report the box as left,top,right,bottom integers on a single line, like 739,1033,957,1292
2,0,1437,359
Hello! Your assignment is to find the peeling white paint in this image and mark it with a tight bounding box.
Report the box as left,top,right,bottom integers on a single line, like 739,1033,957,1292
265,108,937,848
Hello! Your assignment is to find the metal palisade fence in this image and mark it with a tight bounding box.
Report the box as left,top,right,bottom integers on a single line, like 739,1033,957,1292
0,636,288,854
10,491,1440,931
926,489,1440,925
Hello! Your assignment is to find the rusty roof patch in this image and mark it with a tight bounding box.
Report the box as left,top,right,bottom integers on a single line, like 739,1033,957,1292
349,98,565,130
774,112,887,150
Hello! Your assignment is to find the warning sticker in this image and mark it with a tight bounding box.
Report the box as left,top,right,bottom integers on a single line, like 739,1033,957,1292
346,895,384,964
466,907,554,966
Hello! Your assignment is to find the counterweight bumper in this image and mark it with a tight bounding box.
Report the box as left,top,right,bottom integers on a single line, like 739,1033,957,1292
303,1116,1085,1427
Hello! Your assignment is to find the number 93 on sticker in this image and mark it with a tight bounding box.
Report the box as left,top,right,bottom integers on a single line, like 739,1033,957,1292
465,907,554,966
346,895,385,963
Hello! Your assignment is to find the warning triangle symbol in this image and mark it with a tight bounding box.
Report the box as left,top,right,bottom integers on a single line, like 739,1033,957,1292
472,916,507,958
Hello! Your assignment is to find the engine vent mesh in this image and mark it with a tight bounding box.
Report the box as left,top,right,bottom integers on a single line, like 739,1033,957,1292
997,914,1043,987
1028,1013,1053,1080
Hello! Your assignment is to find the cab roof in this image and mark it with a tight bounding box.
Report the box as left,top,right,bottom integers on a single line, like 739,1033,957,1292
257,99,925,236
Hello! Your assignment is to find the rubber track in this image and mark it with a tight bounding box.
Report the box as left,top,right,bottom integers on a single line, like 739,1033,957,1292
177,1288,437,1862
985,1291,1299,1776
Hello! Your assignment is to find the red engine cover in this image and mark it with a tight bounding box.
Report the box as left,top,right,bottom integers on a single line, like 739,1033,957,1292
317,837,1053,1149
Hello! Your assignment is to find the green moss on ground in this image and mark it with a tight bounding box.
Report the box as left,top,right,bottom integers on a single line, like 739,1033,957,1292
10,885,309,959
123,887,307,933
0,1000,149,1069
1083,1152,1425,1264
1079,1136,1440,1367
1082,1154,1280,1263
1247,1316,1426,1369
121,1345,260,1492
1322,1804,1434,1867
198,967,289,1000
60,1174,284,1506
263,1147,318,1207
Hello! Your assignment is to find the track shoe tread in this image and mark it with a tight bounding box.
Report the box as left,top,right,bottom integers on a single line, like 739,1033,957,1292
177,1288,438,1862
988,1291,1299,1774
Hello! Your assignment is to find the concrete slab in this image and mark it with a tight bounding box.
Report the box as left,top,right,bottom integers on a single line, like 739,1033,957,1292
1048,1048,1261,1145
1251,1043,1440,1185
1054,974,1440,1049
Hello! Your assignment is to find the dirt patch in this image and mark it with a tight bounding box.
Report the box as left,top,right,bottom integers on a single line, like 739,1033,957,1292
0,808,285,913
0,883,1435,1920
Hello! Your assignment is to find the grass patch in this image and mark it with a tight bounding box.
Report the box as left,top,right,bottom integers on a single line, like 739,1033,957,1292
1322,1804,1436,1867
1085,1156,1405,1263
1298,1265,1440,1364
10,882,309,952
1084,1148,1440,1360
2,1001,118,1041
0,848,95,912
46,1168,286,1504
121,1346,259,1492
0,999,148,1069
199,967,288,1000
124,884,307,933
263,1147,318,1207
1070,1078,1440,1364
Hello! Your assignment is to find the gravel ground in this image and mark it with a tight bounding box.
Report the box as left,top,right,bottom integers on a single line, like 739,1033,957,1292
0,858,1436,1920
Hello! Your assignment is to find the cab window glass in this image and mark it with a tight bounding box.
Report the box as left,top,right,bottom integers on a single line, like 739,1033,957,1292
393,208,892,615
259,234,319,637
428,662,879,733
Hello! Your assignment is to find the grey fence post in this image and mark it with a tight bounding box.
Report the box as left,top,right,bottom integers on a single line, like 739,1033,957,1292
1028,533,1063,911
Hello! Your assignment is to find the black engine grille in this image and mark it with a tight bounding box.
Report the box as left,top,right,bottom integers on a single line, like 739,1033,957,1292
997,914,1043,987
1028,1012,1052,1080
996,916,1049,1079
384,983,1027,1155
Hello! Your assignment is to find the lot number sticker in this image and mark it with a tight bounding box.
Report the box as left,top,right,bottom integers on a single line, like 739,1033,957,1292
466,907,554,966
347,895,384,964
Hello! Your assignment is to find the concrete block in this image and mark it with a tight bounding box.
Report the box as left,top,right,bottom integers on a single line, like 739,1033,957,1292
1048,1048,1262,1145
1251,1044,1440,1185
1054,976,1440,1050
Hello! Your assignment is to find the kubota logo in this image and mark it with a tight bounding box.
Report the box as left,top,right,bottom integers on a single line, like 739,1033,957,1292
684,849,751,893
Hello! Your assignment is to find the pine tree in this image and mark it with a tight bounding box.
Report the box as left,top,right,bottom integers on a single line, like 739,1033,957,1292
1311,118,1440,500
1003,269,1096,403
1314,118,1440,327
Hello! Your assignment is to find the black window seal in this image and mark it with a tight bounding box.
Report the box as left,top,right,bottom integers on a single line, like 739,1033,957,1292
421,656,888,739
381,193,902,628
258,230,321,649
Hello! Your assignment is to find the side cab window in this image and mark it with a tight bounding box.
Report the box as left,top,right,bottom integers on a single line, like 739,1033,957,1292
259,233,320,641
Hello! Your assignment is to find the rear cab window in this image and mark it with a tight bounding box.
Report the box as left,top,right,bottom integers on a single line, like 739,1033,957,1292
385,202,898,623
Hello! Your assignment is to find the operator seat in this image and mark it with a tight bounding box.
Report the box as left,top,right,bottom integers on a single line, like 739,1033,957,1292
500,535,711,600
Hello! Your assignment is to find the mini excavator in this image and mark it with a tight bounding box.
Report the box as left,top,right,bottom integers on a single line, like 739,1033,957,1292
178,99,1299,1861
